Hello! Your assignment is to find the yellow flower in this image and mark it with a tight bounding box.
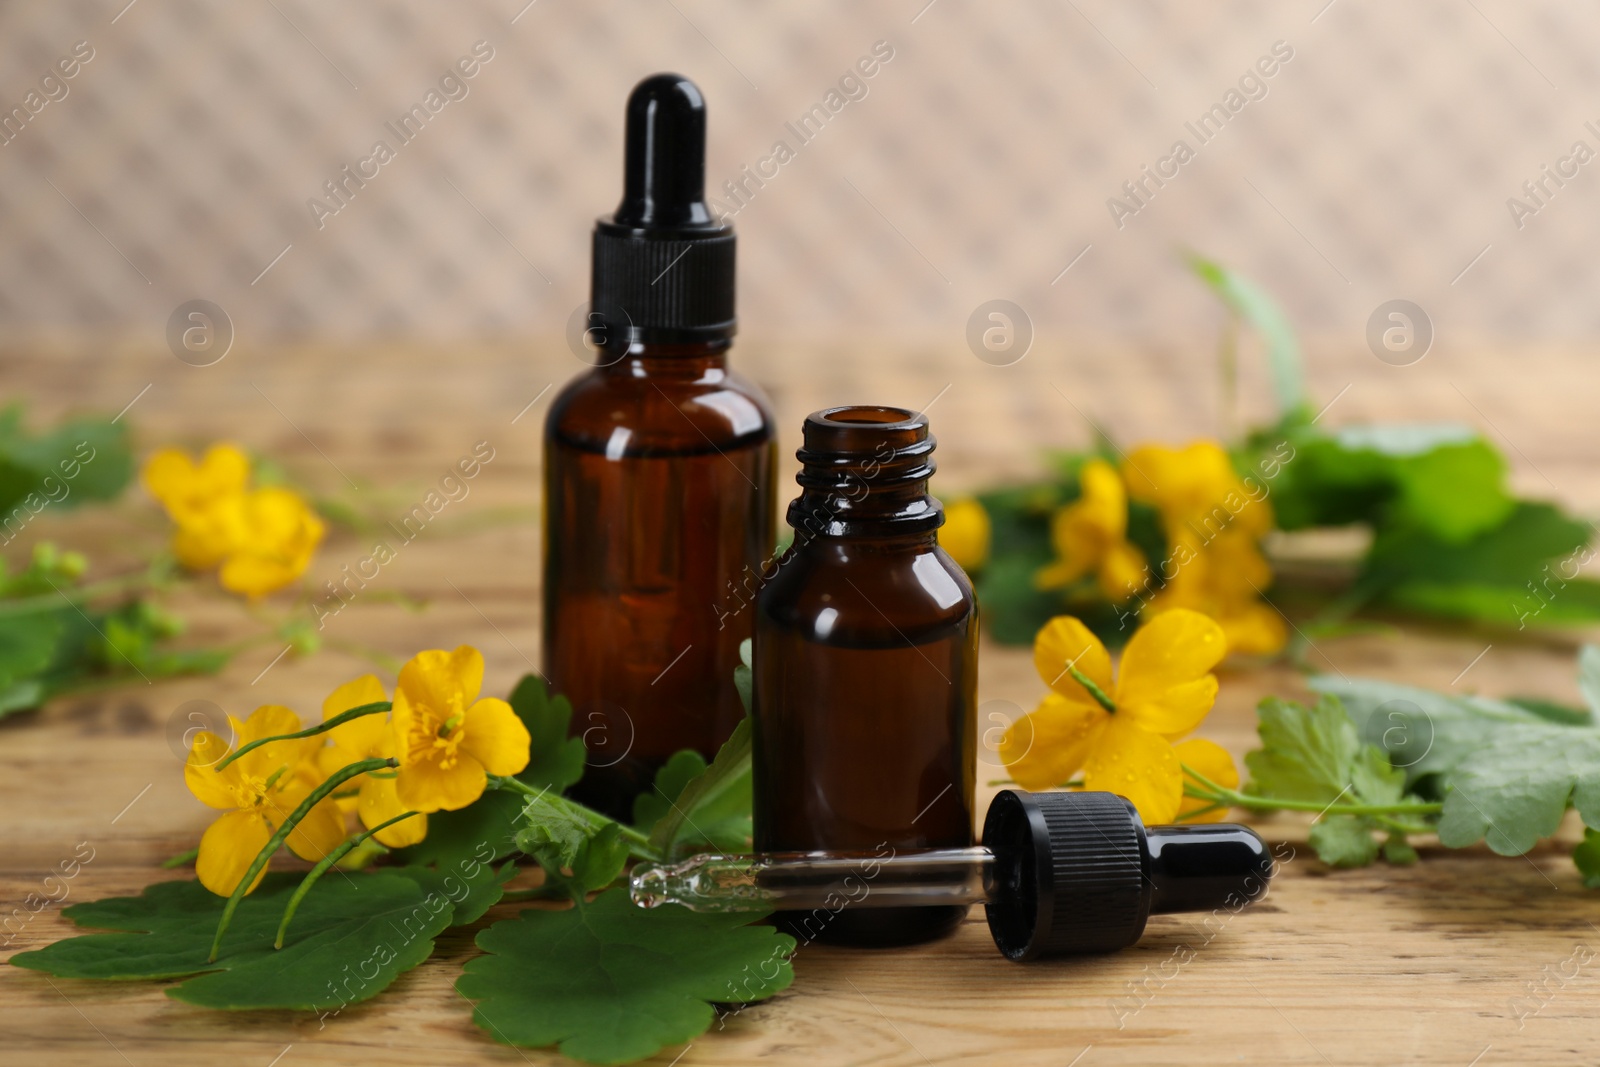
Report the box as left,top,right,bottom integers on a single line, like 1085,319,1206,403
939,498,991,572
1121,441,1286,655
142,445,323,598
318,675,426,848
1035,459,1146,602
1001,609,1227,824
1174,738,1238,823
217,487,325,598
144,443,250,525
393,646,531,813
185,705,347,897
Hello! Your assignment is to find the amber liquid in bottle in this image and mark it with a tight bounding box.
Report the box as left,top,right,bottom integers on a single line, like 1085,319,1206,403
545,342,775,817
753,406,978,946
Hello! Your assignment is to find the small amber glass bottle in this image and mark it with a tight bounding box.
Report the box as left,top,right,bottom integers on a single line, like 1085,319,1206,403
753,406,977,946
544,74,776,818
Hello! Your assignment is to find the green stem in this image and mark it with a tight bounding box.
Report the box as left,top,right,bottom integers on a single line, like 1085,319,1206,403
274,809,420,948
1180,762,1442,817
487,775,660,860
0,569,168,617
207,757,394,962
161,846,200,869
1067,666,1117,714
213,702,391,771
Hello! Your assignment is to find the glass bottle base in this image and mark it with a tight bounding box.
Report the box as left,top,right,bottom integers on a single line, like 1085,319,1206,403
772,904,968,948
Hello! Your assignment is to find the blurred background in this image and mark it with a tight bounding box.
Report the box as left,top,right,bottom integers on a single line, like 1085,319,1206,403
0,0,1594,494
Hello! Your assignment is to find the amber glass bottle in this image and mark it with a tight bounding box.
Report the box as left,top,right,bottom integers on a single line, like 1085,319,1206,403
753,406,978,946
544,74,775,818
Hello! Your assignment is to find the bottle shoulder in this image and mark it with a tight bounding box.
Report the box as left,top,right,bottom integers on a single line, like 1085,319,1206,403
756,540,976,645
547,362,775,454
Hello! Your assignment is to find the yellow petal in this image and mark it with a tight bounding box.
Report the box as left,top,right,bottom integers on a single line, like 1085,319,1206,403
185,731,244,809
141,448,199,504
195,809,275,897
325,675,393,762
1216,602,1289,656
397,646,485,730
460,697,531,776
359,776,427,848
1115,608,1227,711
1001,693,1107,791
1097,541,1148,603
396,753,488,813
1175,738,1239,823
1084,717,1183,824
1124,676,1220,738
1032,616,1114,702
277,793,350,864
938,498,991,572
232,705,315,779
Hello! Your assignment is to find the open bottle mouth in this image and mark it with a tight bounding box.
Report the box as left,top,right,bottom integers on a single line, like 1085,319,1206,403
790,405,940,536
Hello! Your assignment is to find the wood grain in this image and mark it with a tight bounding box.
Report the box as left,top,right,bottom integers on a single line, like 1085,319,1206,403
1,338,1598,1066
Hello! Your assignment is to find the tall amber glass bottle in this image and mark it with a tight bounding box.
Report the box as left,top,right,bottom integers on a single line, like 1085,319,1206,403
545,74,775,818
753,406,978,946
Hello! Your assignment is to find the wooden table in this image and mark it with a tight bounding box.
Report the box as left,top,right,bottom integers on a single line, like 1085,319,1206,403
3,337,1598,1066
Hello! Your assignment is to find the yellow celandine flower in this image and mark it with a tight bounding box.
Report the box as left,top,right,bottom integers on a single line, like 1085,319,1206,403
1121,441,1286,656
393,646,531,813
1035,458,1146,603
318,675,427,848
185,705,347,897
1000,609,1234,824
939,498,991,572
142,444,324,599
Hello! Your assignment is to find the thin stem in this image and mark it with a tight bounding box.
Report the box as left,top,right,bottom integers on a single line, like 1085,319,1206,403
161,846,199,869
274,810,421,948
0,569,167,617
1180,762,1442,817
213,702,390,771
487,775,659,860
1174,801,1226,822
1067,666,1117,714
207,757,394,962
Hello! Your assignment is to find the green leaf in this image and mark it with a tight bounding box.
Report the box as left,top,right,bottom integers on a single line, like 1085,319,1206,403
1572,828,1600,888
1364,502,1597,625
10,864,510,1009
569,823,629,892
1308,814,1380,868
633,749,753,854
1187,253,1306,418
458,889,794,1064
508,674,587,794
1264,424,1514,542
514,791,599,872
1505,696,1593,727
0,612,63,689
1382,835,1419,866
1435,726,1600,855
733,638,753,715
1244,695,1361,804
0,413,133,517
647,717,753,857
1311,674,1550,783
1579,645,1600,717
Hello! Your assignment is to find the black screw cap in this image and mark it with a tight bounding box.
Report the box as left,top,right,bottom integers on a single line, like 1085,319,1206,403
591,73,735,347
982,790,1274,961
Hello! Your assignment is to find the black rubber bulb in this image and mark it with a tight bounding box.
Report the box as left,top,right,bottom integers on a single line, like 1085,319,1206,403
613,73,717,231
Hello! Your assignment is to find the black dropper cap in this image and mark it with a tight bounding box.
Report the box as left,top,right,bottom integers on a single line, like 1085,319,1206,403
982,790,1274,961
590,73,735,349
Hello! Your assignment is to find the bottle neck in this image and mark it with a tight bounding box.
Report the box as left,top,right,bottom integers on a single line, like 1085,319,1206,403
786,406,943,540
595,338,731,378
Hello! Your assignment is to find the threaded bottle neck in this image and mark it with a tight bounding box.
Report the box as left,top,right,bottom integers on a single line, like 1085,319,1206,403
786,406,943,538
